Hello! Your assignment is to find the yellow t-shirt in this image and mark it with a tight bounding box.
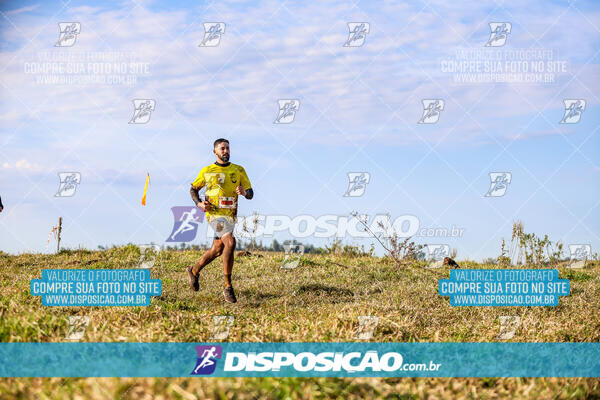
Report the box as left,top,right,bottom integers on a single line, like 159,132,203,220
190,162,251,222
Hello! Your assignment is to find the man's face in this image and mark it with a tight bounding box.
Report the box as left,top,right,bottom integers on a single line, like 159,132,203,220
214,142,230,162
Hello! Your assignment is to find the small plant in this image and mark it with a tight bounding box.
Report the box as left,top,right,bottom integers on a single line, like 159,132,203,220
510,220,525,265
324,237,373,257
498,238,511,266
546,240,564,265
522,232,548,265
240,211,260,252
500,222,565,267
450,248,458,259
325,237,343,255
482,257,498,265
350,212,422,267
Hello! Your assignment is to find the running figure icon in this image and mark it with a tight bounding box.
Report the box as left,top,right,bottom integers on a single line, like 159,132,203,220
193,346,217,374
170,208,200,241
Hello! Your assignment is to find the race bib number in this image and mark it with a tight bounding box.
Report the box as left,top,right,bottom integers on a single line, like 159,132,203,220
218,197,236,209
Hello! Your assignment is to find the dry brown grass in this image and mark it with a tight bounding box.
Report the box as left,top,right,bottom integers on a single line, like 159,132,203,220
0,247,598,399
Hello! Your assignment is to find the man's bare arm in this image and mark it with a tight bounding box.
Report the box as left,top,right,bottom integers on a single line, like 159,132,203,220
190,186,202,204
236,186,253,199
191,186,213,212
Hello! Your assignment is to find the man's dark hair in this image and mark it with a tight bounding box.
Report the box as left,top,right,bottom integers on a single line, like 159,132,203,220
214,138,229,148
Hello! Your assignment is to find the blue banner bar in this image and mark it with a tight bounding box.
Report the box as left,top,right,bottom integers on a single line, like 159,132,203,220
0,343,597,377
439,269,570,306
30,269,162,306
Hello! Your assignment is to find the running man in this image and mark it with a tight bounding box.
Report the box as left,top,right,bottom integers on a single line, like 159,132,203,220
187,138,253,303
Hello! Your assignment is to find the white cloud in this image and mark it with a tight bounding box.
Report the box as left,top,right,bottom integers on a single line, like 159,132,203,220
2,158,43,171
3,4,39,16
0,1,598,142
0,0,598,186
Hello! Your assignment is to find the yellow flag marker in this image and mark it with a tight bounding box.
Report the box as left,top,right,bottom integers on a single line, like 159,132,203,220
46,226,58,248
141,172,150,206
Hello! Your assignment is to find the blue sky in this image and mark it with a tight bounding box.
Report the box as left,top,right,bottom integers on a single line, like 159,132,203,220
0,0,599,260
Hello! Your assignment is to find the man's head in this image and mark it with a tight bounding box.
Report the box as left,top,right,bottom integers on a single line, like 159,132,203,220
213,138,230,163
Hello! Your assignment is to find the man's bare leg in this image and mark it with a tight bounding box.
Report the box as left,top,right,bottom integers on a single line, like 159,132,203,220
221,234,236,286
192,239,224,275
186,239,224,291
221,233,237,302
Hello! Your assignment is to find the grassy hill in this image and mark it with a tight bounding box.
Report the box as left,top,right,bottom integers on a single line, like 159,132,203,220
0,247,598,399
